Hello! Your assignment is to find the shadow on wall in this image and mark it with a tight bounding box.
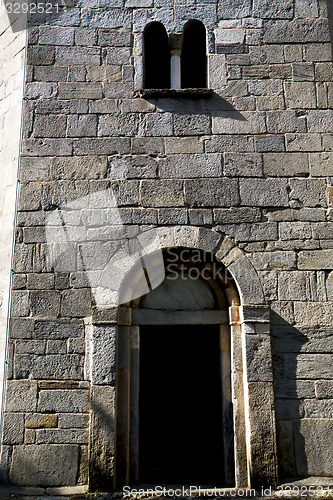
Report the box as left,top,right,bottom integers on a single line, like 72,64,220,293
272,310,320,480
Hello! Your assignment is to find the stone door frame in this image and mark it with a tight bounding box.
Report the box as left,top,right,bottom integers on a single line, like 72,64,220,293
88,226,278,490
111,226,278,490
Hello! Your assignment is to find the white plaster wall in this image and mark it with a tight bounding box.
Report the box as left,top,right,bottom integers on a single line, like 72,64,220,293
0,6,26,417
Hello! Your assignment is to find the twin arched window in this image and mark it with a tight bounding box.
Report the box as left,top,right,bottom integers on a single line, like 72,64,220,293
143,20,207,90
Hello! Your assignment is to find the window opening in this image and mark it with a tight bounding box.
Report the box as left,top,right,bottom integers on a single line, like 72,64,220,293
143,22,170,89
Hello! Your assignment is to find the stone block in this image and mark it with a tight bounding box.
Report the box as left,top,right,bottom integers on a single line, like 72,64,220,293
51,156,107,180
15,340,46,355
83,8,130,29
275,400,304,420
132,137,164,155
255,135,285,153
185,179,239,207
99,30,131,47
214,28,245,45
86,65,122,82
74,138,130,155
98,114,139,137
165,137,203,154
61,289,91,318
298,249,333,270
274,380,315,399
106,47,130,65
278,271,326,302
36,429,88,444
279,222,312,241
46,340,67,354
39,26,74,46
158,208,188,225
205,135,254,152
89,385,115,488
309,153,333,176
284,82,316,108
14,354,83,381
25,414,58,429
67,115,97,137
2,413,24,444
58,413,89,429
74,28,98,46
248,80,283,96
304,399,333,419
173,113,210,136
214,207,261,224
315,381,333,399
175,5,216,30
303,43,332,62
229,255,265,305
22,139,73,157
90,99,118,114
133,8,174,33
140,180,184,207
30,291,60,317
240,178,289,207
58,83,103,100
253,0,293,18
18,182,41,211
276,420,296,478
34,66,68,82
9,318,34,339
294,419,333,476
292,62,314,81
27,46,55,66
251,251,296,271
36,99,88,115
315,62,333,82
294,302,333,327
92,326,116,385
290,178,327,208
224,153,262,177
286,133,322,152
11,291,29,317
38,389,89,413
217,0,251,18
5,381,38,412
267,111,306,134
56,46,100,66
263,19,331,44
245,335,273,382
294,0,318,17
10,444,80,486
160,154,222,178
307,110,333,133
208,54,227,89
212,111,266,135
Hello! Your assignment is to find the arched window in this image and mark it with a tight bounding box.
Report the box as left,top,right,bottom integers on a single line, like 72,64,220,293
143,22,170,89
181,20,207,88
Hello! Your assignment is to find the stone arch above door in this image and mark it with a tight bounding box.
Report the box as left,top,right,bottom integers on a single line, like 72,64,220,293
88,226,278,491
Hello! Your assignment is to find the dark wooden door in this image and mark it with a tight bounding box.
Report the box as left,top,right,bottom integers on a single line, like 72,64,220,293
139,325,224,486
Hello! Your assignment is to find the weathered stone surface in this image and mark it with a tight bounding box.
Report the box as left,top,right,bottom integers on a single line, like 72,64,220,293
29,291,60,317
185,179,239,207
2,413,24,444
309,153,333,176
25,413,58,429
298,249,333,270
140,180,184,207
36,429,88,444
61,289,92,318
263,19,331,44
89,385,115,488
273,325,333,353
212,111,266,135
240,178,289,207
263,153,309,177
290,179,327,208
224,153,262,177
173,113,210,136
34,320,83,340
315,381,333,399
5,381,38,412
98,113,139,137
160,154,222,178
294,419,333,476
267,111,306,134
245,335,273,382
92,326,116,385
10,444,80,486
15,354,84,380
38,389,89,413
58,413,89,429
284,354,333,379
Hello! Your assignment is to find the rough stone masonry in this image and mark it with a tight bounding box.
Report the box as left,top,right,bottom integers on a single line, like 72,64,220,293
0,0,332,491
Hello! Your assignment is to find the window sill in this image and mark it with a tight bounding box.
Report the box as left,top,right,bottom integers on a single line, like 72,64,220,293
137,88,213,99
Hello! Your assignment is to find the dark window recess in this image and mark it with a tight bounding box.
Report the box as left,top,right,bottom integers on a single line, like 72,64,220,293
181,20,207,89
144,22,170,89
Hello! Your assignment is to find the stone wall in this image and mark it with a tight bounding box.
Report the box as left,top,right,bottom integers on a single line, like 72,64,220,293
0,4,26,435
1,0,333,488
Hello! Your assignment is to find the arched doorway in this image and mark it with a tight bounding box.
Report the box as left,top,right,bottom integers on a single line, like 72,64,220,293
115,248,241,487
